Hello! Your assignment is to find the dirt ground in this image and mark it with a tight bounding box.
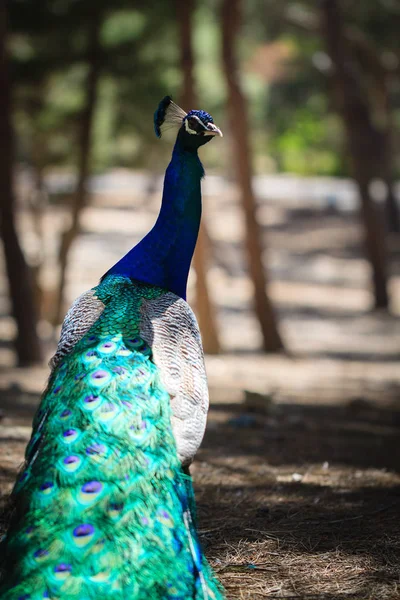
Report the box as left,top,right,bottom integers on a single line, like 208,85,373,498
1,177,400,598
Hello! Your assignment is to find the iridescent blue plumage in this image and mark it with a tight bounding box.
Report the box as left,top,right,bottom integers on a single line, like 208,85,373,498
106,144,203,300
186,109,214,124
106,97,221,300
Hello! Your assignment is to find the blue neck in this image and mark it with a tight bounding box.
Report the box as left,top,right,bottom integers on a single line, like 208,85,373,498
106,139,204,299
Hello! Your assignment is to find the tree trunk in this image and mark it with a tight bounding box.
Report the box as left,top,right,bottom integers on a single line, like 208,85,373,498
286,7,400,234
0,5,42,365
53,14,101,324
321,0,389,308
379,119,399,235
347,27,400,233
385,182,399,234
28,166,48,319
221,0,284,352
177,0,221,354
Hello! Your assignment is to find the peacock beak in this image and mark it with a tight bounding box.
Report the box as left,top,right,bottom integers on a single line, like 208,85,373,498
203,123,223,137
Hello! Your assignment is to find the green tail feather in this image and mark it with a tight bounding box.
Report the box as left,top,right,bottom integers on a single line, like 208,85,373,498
0,276,224,600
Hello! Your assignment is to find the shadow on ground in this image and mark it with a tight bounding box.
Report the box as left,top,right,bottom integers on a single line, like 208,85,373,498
193,396,400,599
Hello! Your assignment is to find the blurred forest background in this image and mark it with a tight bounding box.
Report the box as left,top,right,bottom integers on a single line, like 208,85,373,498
1,0,400,598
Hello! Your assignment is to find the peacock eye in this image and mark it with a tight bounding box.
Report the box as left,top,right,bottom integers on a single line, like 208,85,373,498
187,117,202,133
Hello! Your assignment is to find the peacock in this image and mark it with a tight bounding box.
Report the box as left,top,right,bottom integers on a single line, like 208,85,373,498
0,97,225,600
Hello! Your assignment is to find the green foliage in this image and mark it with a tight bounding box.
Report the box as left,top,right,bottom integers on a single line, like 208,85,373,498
101,10,146,48
275,109,342,175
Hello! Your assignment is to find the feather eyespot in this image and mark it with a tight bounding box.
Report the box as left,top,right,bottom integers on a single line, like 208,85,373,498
62,429,79,443
81,481,103,494
86,443,106,456
83,394,102,410
98,341,117,355
55,563,72,573
85,350,97,363
39,482,54,494
91,369,112,387
73,523,94,537
64,455,77,463
54,563,72,581
108,502,124,520
73,524,96,548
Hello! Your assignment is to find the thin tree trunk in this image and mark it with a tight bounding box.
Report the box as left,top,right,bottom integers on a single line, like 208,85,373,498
53,14,101,324
386,182,399,234
177,0,221,354
321,0,389,308
28,166,48,319
0,5,42,365
380,119,399,234
221,0,284,352
347,27,400,233
192,228,220,353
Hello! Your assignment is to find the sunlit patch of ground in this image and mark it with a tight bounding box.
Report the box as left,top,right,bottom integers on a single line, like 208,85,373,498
1,180,400,598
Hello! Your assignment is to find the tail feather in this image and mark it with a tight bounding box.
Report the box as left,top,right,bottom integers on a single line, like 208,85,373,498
0,321,223,599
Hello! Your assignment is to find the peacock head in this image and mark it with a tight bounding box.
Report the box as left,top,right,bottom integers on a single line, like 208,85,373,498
154,96,222,151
